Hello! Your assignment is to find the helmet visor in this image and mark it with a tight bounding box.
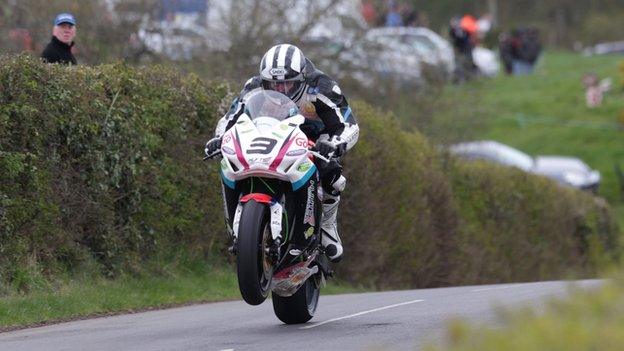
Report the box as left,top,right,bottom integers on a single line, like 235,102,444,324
264,80,303,99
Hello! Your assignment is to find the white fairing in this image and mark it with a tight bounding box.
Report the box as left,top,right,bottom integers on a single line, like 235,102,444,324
219,90,317,191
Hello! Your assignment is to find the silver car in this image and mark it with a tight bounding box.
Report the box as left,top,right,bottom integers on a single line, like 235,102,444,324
365,27,456,76
449,140,601,191
338,26,455,87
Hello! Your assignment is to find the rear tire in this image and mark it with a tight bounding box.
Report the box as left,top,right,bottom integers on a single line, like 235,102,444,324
237,200,272,305
272,276,321,324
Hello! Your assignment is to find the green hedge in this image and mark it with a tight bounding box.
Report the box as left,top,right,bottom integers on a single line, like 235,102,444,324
340,102,619,288
0,54,228,290
0,54,618,293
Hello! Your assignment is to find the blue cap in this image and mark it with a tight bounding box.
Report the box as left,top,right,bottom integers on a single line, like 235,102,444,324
54,13,76,26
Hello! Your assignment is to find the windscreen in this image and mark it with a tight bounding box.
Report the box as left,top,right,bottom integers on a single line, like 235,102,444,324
243,90,299,121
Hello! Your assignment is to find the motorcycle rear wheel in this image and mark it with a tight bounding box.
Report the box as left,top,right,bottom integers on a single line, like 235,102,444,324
272,275,320,324
237,200,272,305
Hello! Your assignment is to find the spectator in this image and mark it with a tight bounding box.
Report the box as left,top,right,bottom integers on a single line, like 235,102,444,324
41,13,77,65
582,73,611,108
510,27,542,75
450,15,477,80
385,1,403,27
498,27,542,76
401,3,419,27
361,0,378,26
499,32,514,75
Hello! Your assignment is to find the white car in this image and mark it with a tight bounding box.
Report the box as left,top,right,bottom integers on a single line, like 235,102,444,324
449,140,601,191
338,26,456,86
472,46,500,77
365,26,456,76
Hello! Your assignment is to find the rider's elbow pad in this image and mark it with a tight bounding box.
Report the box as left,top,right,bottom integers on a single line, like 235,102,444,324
341,124,359,151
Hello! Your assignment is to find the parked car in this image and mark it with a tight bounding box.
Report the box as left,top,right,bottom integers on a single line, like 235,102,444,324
364,26,456,76
472,46,500,77
449,140,601,191
338,26,455,87
582,40,624,56
138,25,208,60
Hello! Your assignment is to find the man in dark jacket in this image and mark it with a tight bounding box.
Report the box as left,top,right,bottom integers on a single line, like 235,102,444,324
41,13,77,65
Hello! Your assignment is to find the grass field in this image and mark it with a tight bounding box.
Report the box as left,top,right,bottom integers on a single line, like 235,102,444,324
426,51,624,226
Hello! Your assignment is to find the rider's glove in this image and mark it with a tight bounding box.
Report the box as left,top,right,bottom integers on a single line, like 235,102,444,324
316,135,347,158
204,136,222,158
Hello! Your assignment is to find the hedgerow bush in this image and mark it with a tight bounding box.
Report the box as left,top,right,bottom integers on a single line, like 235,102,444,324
446,161,617,285
0,54,228,290
0,54,618,293
340,101,618,288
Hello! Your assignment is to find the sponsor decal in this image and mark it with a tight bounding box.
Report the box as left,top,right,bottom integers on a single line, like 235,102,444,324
303,180,316,226
286,149,306,157
272,132,285,138
297,162,312,172
223,134,232,144
269,68,286,76
280,124,290,131
295,137,307,147
270,203,283,240
301,102,319,120
302,102,316,115
222,146,236,155
304,227,314,239
248,157,272,164
332,84,342,95
307,86,320,94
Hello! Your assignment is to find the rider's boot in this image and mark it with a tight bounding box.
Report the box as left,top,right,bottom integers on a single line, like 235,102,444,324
321,192,343,262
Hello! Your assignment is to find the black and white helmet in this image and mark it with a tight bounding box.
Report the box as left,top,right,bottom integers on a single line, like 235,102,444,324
259,44,306,103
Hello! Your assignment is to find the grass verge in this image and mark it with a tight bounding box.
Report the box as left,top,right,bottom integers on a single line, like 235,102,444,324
0,259,364,330
428,272,624,351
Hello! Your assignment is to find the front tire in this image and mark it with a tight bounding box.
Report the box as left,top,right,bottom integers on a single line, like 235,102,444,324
272,276,321,324
237,200,272,305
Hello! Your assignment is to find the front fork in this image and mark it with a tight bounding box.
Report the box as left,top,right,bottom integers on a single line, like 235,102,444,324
221,183,284,257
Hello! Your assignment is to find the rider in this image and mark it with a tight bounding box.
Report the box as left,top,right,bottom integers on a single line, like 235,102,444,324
205,44,359,262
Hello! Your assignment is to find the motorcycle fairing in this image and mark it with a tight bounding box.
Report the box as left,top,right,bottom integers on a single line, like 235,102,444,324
219,114,317,191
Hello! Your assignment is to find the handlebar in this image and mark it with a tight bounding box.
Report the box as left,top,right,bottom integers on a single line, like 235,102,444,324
307,149,331,163
203,150,222,161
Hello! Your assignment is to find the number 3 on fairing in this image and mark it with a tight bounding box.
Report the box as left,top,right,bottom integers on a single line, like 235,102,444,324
247,137,277,155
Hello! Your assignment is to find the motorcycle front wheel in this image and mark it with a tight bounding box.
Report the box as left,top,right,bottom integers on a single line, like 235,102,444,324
237,200,273,305
272,275,321,324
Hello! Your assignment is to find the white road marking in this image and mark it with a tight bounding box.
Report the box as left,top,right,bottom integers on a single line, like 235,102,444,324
219,349,234,351
299,299,425,330
471,284,523,292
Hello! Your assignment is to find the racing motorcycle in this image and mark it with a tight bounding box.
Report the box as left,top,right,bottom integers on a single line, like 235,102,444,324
205,90,334,324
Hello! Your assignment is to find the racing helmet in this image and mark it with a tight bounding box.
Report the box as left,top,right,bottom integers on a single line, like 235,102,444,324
259,44,306,103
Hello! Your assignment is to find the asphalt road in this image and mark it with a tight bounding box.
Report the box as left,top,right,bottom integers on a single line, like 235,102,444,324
0,279,602,351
